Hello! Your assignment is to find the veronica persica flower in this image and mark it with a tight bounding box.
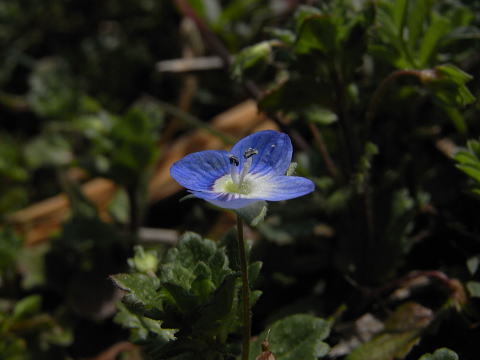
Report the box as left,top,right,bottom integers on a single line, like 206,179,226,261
170,130,315,209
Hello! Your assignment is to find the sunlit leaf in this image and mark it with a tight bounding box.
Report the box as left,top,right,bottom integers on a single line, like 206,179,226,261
418,348,459,360
418,14,450,67
232,40,277,80
347,302,433,360
249,314,330,360
466,281,480,298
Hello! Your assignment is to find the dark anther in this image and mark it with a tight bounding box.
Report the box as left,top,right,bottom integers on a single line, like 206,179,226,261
243,148,258,159
229,155,239,166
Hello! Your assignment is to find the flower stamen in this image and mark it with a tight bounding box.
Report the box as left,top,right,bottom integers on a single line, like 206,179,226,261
243,148,258,159
227,148,259,187
229,155,240,184
239,148,258,185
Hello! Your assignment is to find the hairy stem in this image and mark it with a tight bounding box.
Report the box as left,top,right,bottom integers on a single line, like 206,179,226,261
236,214,251,360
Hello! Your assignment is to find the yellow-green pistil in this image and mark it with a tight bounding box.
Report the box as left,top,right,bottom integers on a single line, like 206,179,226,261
223,178,252,194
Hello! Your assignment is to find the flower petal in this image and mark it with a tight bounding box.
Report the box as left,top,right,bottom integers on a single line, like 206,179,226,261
190,174,315,209
247,175,315,201
189,190,261,209
170,150,230,191
231,130,292,176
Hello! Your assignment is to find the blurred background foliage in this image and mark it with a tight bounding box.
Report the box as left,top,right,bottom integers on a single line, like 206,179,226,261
1,0,480,359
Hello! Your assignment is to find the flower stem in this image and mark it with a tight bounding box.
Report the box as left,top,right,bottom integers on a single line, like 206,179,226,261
236,214,251,360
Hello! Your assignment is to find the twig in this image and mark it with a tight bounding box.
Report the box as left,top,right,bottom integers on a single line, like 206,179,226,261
173,0,231,66
171,0,292,134
156,56,224,73
160,18,203,145
308,122,339,180
371,270,465,302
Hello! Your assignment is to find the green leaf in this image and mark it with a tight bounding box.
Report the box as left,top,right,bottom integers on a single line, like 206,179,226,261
406,0,429,51
191,274,238,334
347,302,433,360
455,144,480,184
163,282,199,312
114,302,175,343
248,261,263,286
115,231,259,359
374,1,405,64
372,1,472,69
424,64,475,107
305,106,338,125
128,246,159,274
418,14,450,67
286,162,298,176
111,273,162,310
392,0,407,34
162,232,232,289
466,281,480,298
12,295,42,320
0,229,22,275
267,28,295,45
294,5,321,30
106,106,160,185
235,201,268,227
346,332,420,360
27,57,98,118
353,142,379,193
232,41,277,80
295,13,339,54
249,314,331,360
418,348,459,360
24,134,73,169
443,107,467,134
466,255,480,275
0,135,27,182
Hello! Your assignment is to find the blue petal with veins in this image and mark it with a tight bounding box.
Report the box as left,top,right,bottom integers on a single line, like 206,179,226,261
170,130,314,209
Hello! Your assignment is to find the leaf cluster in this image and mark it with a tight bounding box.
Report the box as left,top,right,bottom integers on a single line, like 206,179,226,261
112,232,262,360
0,294,72,360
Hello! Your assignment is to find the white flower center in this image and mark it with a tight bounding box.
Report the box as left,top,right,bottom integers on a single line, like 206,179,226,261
214,175,253,195
219,148,258,195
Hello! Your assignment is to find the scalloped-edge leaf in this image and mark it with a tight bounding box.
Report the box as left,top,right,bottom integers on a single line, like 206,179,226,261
114,302,176,342
111,273,162,309
249,314,331,360
418,348,459,360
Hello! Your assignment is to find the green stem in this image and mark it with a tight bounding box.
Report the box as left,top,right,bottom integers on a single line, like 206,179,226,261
236,214,251,360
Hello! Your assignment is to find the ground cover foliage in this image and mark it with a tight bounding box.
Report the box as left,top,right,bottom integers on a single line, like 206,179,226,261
1,0,480,359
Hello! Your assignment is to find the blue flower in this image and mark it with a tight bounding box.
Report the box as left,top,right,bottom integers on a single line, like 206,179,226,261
170,130,315,209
